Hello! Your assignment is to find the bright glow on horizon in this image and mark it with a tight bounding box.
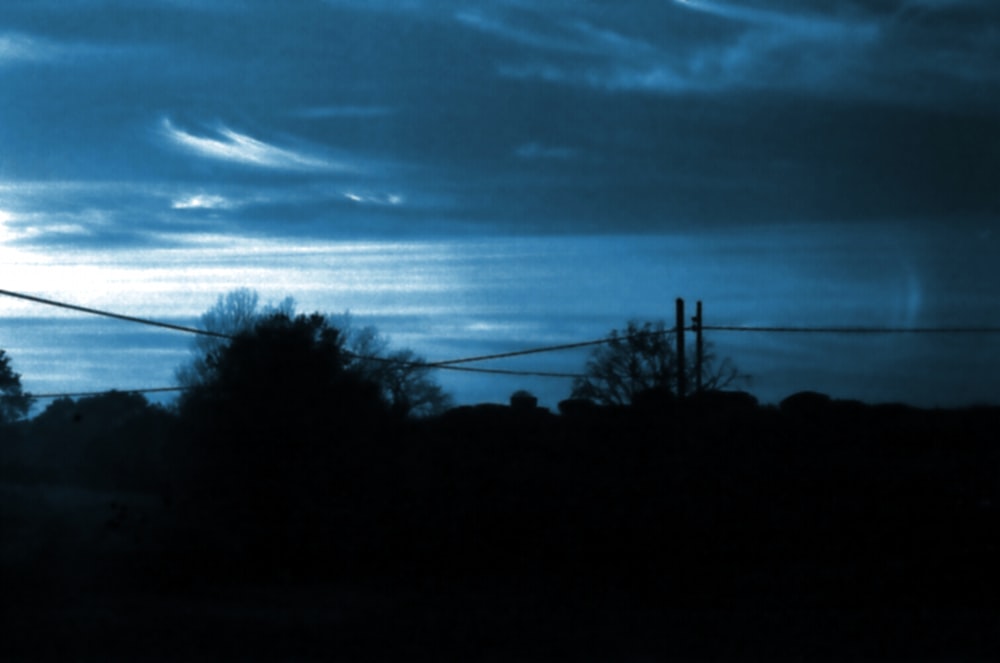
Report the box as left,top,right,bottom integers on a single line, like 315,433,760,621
1,226,991,409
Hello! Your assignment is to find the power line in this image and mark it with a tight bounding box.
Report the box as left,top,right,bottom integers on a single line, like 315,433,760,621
0,289,230,339
31,386,188,400
428,365,584,379
427,329,678,367
7,286,1000,390
0,287,615,378
348,353,584,378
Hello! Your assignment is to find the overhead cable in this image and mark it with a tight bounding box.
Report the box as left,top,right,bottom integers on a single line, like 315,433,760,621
427,327,679,367
30,386,188,400
0,289,230,339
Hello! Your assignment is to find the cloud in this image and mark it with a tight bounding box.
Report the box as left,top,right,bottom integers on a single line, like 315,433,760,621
883,0,1000,89
455,11,589,54
160,118,352,172
483,0,999,108
0,32,80,64
0,208,25,243
470,2,880,98
343,191,405,206
455,9,656,59
0,206,106,244
672,0,879,40
0,33,45,63
171,194,234,210
0,30,152,67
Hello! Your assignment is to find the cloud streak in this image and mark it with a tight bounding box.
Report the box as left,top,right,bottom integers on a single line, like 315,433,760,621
161,118,352,172
455,9,656,59
171,194,234,210
673,0,878,40
0,33,48,63
0,30,153,68
469,0,996,107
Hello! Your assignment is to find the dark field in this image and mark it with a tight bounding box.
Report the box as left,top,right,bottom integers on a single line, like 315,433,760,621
3,393,1000,660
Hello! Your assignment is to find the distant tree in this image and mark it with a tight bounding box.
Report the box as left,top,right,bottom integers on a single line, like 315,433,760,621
0,349,32,424
178,311,385,434
340,320,452,417
171,311,392,575
175,288,295,389
510,390,538,410
177,292,450,418
570,320,744,407
28,391,174,490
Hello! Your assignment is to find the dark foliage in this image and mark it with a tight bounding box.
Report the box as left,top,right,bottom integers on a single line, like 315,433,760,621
571,320,744,406
342,323,453,418
22,391,173,491
0,349,32,425
177,312,387,439
169,312,393,575
5,374,1000,659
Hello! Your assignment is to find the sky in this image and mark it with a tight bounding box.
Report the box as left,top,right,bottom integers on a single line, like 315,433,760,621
1,0,998,411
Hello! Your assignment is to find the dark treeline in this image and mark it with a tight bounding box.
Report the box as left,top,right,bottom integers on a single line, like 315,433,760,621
2,312,1000,660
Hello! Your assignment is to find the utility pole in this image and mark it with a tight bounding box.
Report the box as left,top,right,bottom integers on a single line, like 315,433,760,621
676,297,686,399
694,300,703,394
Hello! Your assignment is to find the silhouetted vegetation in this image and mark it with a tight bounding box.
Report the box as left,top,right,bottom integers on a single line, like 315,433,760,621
0,349,32,425
571,319,744,405
338,317,453,418
3,318,1000,660
21,391,172,491
168,311,393,576
178,289,451,418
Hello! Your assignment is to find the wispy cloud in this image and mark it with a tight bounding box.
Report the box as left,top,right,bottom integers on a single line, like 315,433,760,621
160,118,352,172
0,32,73,64
0,33,44,63
171,194,234,210
673,0,879,40
0,206,106,243
484,0,1000,106
455,11,588,54
884,0,1000,89
0,30,152,67
466,2,877,95
455,9,656,58
343,190,405,206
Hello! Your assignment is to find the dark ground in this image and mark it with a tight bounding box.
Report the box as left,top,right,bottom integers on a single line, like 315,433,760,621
3,394,1000,660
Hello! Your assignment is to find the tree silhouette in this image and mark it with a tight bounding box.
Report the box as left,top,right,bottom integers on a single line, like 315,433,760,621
171,311,392,575
176,288,295,389
178,290,450,418
27,391,173,490
340,321,452,417
0,349,32,424
570,320,743,406
178,311,386,439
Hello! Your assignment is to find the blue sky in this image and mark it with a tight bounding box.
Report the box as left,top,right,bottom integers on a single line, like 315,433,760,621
1,0,998,409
